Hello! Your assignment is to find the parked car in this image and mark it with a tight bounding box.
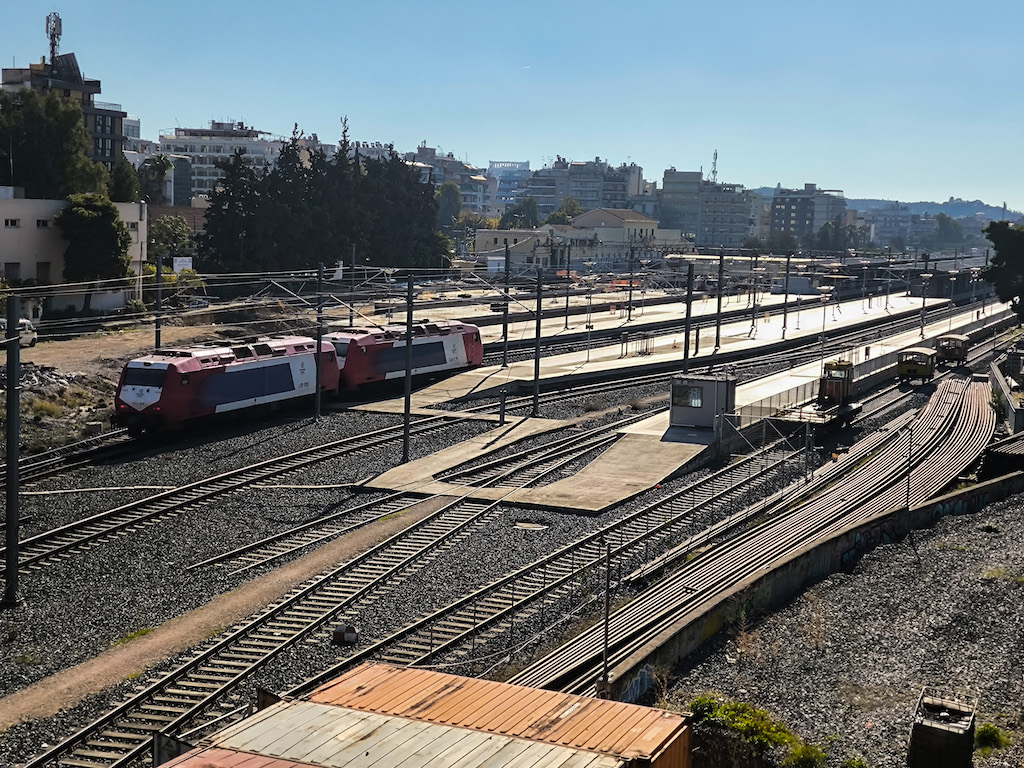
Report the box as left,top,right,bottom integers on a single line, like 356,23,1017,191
0,318,38,347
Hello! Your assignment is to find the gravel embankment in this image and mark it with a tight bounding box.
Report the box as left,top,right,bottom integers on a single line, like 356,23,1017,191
667,495,1024,768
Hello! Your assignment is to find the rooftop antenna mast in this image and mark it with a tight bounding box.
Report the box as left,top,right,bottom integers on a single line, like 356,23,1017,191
46,12,62,67
711,149,718,184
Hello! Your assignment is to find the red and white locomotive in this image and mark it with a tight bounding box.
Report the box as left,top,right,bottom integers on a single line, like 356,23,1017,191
325,319,483,392
113,320,482,434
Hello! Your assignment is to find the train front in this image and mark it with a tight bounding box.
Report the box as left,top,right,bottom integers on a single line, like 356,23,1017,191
113,357,175,434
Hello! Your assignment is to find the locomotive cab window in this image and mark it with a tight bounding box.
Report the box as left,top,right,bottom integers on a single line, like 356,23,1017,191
124,368,167,388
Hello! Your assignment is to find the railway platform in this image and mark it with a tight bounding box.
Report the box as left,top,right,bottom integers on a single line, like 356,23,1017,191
355,295,1008,512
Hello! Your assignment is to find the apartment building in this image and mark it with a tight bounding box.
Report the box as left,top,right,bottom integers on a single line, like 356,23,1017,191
770,183,847,240
2,53,126,171
0,188,147,309
159,122,336,202
516,157,644,216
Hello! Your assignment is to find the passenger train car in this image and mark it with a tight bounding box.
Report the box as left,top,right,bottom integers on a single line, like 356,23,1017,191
324,320,483,392
114,320,483,434
114,336,340,434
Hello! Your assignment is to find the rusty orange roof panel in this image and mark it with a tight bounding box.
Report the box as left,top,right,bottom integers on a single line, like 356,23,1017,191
308,663,688,762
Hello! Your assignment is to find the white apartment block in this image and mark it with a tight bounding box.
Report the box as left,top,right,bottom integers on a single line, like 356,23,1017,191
158,121,336,202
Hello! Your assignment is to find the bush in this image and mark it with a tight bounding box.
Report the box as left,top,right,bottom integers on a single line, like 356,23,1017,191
123,298,147,316
27,398,62,418
840,758,870,768
688,694,793,754
975,722,1010,751
783,742,826,767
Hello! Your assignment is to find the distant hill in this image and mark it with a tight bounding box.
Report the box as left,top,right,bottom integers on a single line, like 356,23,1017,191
751,188,1022,221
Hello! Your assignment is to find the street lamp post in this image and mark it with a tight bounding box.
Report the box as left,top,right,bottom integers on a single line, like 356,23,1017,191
638,259,652,317
861,261,869,312
947,269,959,330
627,248,636,322
749,267,766,338
885,251,892,311
384,268,396,324
818,285,834,373
583,262,596,362
919,272,933,338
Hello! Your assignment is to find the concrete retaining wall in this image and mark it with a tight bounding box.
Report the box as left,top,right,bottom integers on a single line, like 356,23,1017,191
613,471,1024,702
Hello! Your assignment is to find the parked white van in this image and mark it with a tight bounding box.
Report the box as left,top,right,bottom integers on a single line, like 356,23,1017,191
0,318,38,347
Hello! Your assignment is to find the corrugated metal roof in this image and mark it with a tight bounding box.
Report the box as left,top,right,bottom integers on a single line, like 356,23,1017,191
163,700,624,768
308,664,687,762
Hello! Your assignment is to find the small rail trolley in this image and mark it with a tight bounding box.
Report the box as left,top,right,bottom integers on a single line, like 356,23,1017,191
936,333,970,365
897,347,937,383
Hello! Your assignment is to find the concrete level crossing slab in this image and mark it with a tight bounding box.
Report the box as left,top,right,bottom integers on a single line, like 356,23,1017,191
358,420,711,513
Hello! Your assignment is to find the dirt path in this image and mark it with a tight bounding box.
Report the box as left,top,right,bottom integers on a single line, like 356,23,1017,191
17,326,220,381
0,500,442,732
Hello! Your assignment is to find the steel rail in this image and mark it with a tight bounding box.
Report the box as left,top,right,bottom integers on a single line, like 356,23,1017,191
0,414,466,579
285,433,807,697
21,411,616,768
189,412,650,575
507,377,994,695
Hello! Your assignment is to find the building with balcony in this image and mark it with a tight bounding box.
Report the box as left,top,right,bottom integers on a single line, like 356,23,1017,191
489,160,531,213
660,169,702,239
770,183,847,241
158,122,279,201
515,157,644,217
696,180,757,248
2,52,126,171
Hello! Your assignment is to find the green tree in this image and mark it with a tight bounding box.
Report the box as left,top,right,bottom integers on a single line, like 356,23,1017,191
149,215,193,264
933,212,963,246
198,120,446,273
54,193,132,311
435,181,462,231
196,150,266,271
767,230,799,252
557,196,586,217
138,154,174,204
982,220,1024,320
499,196,540,229
109,154,140,202
0,89,108,198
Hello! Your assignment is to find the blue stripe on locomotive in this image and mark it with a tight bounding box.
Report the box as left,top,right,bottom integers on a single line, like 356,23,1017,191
199,362,297,409
374,342,447,375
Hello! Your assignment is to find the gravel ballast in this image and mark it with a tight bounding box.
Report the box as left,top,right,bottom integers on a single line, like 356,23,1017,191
0,379,1018,768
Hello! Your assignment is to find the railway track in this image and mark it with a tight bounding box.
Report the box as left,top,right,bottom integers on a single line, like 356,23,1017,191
284,429,808,695
186,412,650,575
0,428,132,484
506,375,994,695
479,301,958,368
0,415,470,580
21,413,623,768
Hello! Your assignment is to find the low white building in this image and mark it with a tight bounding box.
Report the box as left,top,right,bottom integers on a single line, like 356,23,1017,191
475,208,693,273
0,189,147,311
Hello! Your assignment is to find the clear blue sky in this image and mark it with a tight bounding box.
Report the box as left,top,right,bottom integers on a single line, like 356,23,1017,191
4,1,1022,211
